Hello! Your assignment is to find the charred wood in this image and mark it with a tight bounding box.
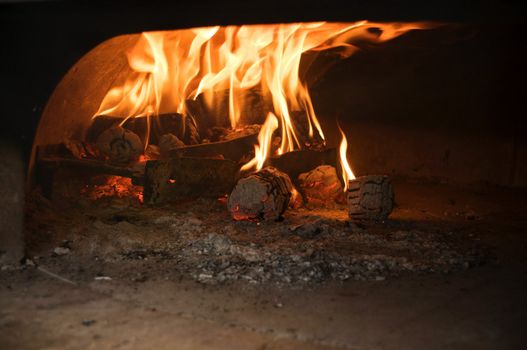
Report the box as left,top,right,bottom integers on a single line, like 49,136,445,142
88,113,201,146
228,167,293,221
268,148,337,181
35,156,145,198
143,157,239,204
297,165,344,207
96,125,143,164
347,175,394,222
166,133,257,161
159,134,185,158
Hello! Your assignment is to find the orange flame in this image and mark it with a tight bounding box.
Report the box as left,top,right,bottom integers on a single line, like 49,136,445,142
95,21,431,158
339,126,356,191
241,112,279,171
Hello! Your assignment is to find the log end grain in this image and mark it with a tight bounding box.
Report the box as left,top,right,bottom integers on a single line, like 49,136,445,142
228,167,293,221
96,126,143,164
297,165,343,207
347,175,394,222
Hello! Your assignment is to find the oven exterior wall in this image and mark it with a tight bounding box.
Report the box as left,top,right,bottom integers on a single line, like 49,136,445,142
0,142,24,264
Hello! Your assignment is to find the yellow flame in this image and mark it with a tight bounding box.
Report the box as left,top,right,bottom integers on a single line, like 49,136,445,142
241,112,279,172
339,126,356,191
95,21,431,158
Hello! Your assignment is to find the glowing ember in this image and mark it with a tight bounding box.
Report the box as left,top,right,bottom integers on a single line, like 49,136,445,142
338,126,356,191
95,21,430,164
241,112,279,171
81,176,143,203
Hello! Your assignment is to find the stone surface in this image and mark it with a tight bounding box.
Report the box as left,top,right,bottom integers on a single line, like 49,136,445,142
348,175,394,222
12,179,527,349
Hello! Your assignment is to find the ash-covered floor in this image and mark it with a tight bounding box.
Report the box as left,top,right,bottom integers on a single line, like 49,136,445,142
1,180,526,349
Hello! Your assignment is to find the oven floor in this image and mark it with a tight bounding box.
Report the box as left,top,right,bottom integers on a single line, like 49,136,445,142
1,180,526,349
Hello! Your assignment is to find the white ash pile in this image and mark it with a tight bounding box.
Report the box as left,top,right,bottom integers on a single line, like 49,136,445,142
175,224,486,286
24,189,488,287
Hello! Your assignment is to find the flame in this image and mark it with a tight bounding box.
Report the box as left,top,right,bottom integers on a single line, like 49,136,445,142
339,126,356,191
241,112,279,171
95,21,431,159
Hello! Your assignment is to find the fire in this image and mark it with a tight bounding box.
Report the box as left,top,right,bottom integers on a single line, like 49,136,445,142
241,112,279,171
339,126,356,191
95,21,430,161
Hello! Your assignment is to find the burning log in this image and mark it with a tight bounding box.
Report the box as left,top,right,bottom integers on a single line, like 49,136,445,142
96,125,144,164
158,133,185,158
203,124,261,143
228,167,293,221
63,139,98,159
347,175,394,222
143,157,239,203
297,165,343,207
34,156,145,199
144,145,161,160
269,148,337,180
166,133,257,161
88,113,201,146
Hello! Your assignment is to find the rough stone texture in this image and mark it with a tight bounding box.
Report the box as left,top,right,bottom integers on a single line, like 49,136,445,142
22,181,491,286
297,165,343,207
0,143,24,264
96,125,143,164
228,167,293,221
348,175,394,222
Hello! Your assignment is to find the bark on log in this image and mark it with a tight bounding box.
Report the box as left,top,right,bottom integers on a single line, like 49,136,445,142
167,133,257,161
268,148,337,181
228,167,293,221
159,134,185,158
191,88,268,129
35,156,145,198
96,126,143,164
143,157,239,203
297,165,343,207
347,175,394,222
88,113,200,146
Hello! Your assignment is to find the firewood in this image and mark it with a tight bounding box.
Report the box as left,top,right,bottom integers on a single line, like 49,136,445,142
191,87,268,129
89,113,200,146
228,167,293,221
184,115,201,145
85,115,124,143
347,175,394,222
144,145,161,160
143,157,239,203
152,113,200,144
96,125,143,164
167,133,257,161
62,139,98,159
297,165,343,207
269,148,337,180
35,156,145,199
158,133,185,158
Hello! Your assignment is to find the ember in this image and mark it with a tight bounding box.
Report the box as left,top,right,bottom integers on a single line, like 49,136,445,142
81,175,143,203
228,167,293,221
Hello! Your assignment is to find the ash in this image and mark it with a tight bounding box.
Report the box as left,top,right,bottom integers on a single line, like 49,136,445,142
24,190,487,287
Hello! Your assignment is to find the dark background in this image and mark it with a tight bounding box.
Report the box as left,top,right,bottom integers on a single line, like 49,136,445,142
0,0,525,175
